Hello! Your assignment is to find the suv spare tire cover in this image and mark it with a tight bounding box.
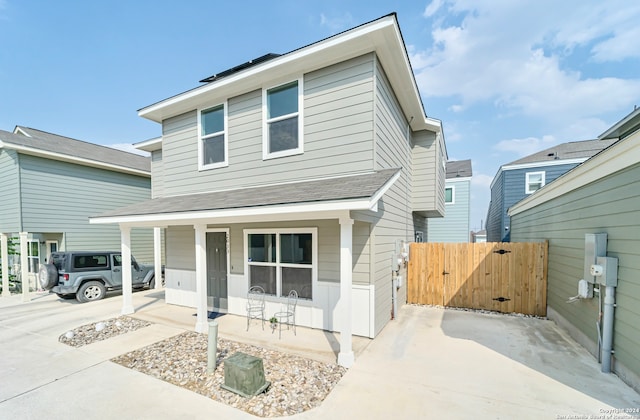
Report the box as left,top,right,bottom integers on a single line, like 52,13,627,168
38,263,58,290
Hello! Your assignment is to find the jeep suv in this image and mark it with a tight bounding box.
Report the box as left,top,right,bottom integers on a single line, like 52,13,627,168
39,251,155,303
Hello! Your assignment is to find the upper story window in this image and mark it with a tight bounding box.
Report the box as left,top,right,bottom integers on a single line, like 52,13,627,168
525,171,545,194
445,186,454,204
263,80,303,159
198,103,228,170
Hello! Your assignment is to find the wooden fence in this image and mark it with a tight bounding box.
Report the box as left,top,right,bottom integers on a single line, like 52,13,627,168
407,242,548,316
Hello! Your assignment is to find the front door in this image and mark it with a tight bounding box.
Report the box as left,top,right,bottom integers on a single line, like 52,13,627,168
206,232,228,312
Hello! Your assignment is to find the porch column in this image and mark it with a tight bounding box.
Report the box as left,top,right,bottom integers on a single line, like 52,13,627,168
194,224,208,333
153,227,162,290
1,233,9,297
338,216,354,368
120,225,134,315
19,232,29,302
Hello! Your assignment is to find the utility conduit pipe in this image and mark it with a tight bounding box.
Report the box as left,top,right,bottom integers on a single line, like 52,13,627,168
601,285,616,373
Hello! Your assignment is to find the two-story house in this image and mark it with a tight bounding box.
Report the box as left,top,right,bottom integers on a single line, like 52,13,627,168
486,139,616,242
0,127,155,298
91,14,447,367
426,159,472,242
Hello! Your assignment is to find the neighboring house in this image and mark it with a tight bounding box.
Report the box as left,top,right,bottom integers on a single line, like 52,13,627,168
486,138,617,242
470,230,486,243
509,108,640,393
0,126,155,296
91,14,447,367
426,159,471,242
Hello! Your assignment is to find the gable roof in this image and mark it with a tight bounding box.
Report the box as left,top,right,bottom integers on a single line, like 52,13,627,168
599,106,640,140
91,168,400,226
138,13,442,135
446,159,472,179
505,139,617,167
0,127,150,176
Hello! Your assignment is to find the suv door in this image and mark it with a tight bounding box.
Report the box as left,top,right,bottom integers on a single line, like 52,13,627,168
111,254,123,286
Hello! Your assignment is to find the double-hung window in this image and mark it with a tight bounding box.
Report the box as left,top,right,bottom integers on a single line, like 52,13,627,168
27,240,39,273
445,186,454,204
199,103,227,170
263,79,302,159
525,171,545,194
246,228,316,300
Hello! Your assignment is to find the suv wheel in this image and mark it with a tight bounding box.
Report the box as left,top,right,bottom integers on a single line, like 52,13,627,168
38,263,58,290
76,281,106,303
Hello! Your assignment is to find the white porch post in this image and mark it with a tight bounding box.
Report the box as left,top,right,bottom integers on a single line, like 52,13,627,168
194,224,208,333
1,233,10,297
338,216,354,368
120,225,134,315
153,227,162,290
19,232,29,302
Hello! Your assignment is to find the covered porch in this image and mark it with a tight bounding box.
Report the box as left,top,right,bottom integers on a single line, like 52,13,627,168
90,169,400,367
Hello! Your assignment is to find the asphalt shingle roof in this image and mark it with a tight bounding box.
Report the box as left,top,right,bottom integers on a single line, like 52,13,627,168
1,127,150,173
506,139,618,166
446,159,472,179
95,168,400,219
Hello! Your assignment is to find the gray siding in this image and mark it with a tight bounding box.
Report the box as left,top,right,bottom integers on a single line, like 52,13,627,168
412,130,439,215
427,179,470,242
486,172,504,242
370,57,415,336
0,149,21,231
168,219,370,286
151,150,164,198
160,54,375,196
510,162,640,390
16,154,154,261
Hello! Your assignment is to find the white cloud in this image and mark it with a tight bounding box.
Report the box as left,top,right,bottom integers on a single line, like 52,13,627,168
413,0,640,122
319,12,354,34
107,143,149,156
471,173,493,189
493,135,557,158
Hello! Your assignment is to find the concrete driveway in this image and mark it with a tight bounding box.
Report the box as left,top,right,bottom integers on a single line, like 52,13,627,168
1,290,638,419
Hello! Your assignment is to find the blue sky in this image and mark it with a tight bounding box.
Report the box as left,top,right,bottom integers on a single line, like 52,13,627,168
1,0,639,231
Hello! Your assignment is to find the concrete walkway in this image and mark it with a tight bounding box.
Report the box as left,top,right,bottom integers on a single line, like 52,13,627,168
1,290,638,419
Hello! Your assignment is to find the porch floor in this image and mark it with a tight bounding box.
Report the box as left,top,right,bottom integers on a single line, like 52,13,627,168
129,289,373,364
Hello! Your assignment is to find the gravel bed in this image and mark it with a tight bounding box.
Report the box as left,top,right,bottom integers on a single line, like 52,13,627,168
112,332,346,417
59,318,346,417
58,316,151,347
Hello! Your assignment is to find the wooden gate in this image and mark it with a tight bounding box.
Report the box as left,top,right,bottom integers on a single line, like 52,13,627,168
407,242,547,316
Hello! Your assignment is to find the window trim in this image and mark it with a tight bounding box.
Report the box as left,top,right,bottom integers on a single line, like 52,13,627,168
198,102,228,171
244,227,317,301
262,78,304,160
525,171,546,194
27,240,40,273
445,186,455,204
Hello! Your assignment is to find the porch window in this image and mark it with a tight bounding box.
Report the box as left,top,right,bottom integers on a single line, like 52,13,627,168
526,171,545,194
263,80,302,159
246,229,316,300
199,103,227,170
27,240,39,273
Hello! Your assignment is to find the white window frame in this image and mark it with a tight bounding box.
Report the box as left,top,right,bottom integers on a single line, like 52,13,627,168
198,102,228,170
525,171,545,194
445,186,455,204
244,227,317,301
262,78,304,160
27,240,40,273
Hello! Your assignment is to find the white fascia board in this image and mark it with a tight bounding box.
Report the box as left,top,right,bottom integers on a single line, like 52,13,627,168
501,158,588,171
2,142,150,177
368,169,401,211
13,127,31,137
138,15,434,133
445,176,472,183
134,137,162,152
509,133,640,216
90,198,375,227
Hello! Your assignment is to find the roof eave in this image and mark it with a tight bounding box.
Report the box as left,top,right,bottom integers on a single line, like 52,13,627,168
138,15,436,133
1,141,150,177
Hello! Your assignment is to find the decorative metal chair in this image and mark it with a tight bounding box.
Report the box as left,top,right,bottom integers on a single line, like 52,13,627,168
273,289,298,339
246,285,265,331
